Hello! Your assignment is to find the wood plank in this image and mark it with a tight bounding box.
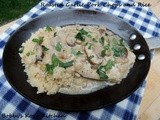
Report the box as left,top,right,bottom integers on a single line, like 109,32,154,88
138,95,160,120
137,49,160,118
152,2,160,19
136,0,160,119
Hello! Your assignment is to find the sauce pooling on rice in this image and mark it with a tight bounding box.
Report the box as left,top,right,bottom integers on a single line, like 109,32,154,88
19,25,135,95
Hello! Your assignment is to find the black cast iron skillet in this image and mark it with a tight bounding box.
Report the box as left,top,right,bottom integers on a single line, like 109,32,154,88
2,9,151,111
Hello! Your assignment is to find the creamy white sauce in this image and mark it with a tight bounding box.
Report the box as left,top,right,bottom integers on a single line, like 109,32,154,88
19,25,135,95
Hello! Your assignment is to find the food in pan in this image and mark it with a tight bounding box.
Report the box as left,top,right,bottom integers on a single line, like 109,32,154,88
19,25,136,95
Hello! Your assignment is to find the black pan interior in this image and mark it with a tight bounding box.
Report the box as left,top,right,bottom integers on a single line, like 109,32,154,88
2,9,150,111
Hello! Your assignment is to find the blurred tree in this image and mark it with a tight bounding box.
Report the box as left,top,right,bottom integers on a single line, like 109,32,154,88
0,0,40,26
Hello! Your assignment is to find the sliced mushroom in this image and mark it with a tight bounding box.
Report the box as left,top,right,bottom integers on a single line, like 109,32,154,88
74,57,84,71
77,66,100,80
91,64,99,69
66,37,76,47
84,45,103,65
92,44,103,57
34,45,43,63
99,28,105,34
74,58,100,80
51,36,61,46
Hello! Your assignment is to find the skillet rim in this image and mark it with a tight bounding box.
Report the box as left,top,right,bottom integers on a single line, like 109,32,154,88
2,8,151,111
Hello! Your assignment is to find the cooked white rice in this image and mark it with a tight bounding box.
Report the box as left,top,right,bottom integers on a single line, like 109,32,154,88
19,25,135,95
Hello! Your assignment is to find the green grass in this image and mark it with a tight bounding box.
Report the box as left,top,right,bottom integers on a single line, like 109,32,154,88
0,0,40,26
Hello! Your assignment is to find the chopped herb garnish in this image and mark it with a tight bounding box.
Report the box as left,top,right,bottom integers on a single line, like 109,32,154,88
79,28,88,35
105,33,108,36
99,36,104,46
54,32,57,37
26,52,30,56
55,42,62,52
85,42,88,46
89,55,94,59
42,45,49,51
87,34,92,38
112,46,119,57
26,52,34,56
111,38,128,57
101,50,106,57
51,54,73,68
119,38,124,45
19,46,24,53
71,48,83,56
59,60,74,68
101,44,110,57
45,64,54,74
45,26,52,32
88,43,92,49
104,60,115,71
32,37,44,45
51,54,60,66
96,66,108,79
71,48,77,56
75,32,85,42
45,54,74,74
75,28,89,42
76,51,83,56
119,39,129,48
45,54,60,74
112,45,127,57
112,38,119,45
30,52,34,55
99,72,108,79
92,38,98,42
119,47,127,57
104,45,109,50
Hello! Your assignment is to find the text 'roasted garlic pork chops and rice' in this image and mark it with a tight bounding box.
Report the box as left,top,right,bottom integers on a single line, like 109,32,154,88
19,25,136,95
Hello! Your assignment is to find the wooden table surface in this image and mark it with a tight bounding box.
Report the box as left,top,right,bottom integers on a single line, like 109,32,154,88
0,0,160,120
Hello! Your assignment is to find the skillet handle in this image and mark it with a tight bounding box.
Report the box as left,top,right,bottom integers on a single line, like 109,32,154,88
145,36,160,50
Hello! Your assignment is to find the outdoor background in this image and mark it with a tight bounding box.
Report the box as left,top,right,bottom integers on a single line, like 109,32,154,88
0,0,40,26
